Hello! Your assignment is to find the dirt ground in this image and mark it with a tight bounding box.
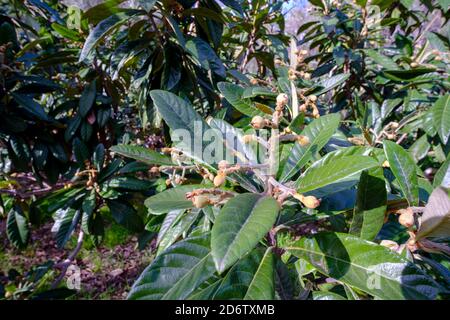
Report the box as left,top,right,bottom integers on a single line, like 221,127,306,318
0,220,154,299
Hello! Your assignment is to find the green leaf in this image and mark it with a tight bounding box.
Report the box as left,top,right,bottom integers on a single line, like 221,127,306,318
243,248,275,300
156,209,185,246
383,141,419,206
416,187,450,241
72,137,89,165
65,115,82,142
365,49,398,70
111,144,173,165
52,208,80,249
281,113,341,182
242,86,278,99
211,194,279,273
97,158,122,182
81,189,97,235
92,144,105,171
79,80,96,117
83,0,128,23
185,38,226,78
163,14,186,47
127,235,216,300
7,206,29,249
49,144,68,163
434,154,450,188
217,82,266,117
284,232,440,299
11,92,50,121
382,68,436,82
313,74,350,96
145,185,206,214
157,209,201,255
79,10,143,62
107,199,144,233
213,247,275,300
409,134,430,162
150,90,212,164
349,167,387,241
106,177,153,191
296,155,378,194
51,23,82,41
433,94,450,144
312,291,346,300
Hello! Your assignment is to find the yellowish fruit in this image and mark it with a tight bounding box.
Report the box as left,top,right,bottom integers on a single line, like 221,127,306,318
398,210,415,228
302,196,320,208
297,135,310,146
218,160,228,170
308,95,317,102
276,93,289,106
150,166,160,174
251,116,265,129
390,121,399,129
410,62,419,68
213,172,226,187
192,195,210,208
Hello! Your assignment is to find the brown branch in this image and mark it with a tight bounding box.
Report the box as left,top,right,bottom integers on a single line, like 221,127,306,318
51,229,85,289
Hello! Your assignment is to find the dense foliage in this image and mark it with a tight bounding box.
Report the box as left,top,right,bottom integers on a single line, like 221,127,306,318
0,0,449,300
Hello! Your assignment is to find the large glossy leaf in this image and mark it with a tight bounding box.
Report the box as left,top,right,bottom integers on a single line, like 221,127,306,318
281,113,341,182
111,144,173,165
79,80,96,117
284,232,441,299
127,235,216,300
433,94,450,144
416,187,450,241
11,92,50,121
213,248,275,300
243,248,275,299
242,86,278,99
208,118,261,192
157,209,201,255
150,90,213,164
296,155,379,194
52,208,81,249
107,199,144,232
217,82,266,117
6,206,29,249
145,185,206,214
105,177,153,191
186,38,226,78
383,141,419,206
313,74,350,96
349,167,387,241
79,10,143,62
434,154,450,188
365,49,398,70
156,210,185,246
81,189,96,234
211,194,279,273
83,0,128,23
409,134,430,162
382,67,436,81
